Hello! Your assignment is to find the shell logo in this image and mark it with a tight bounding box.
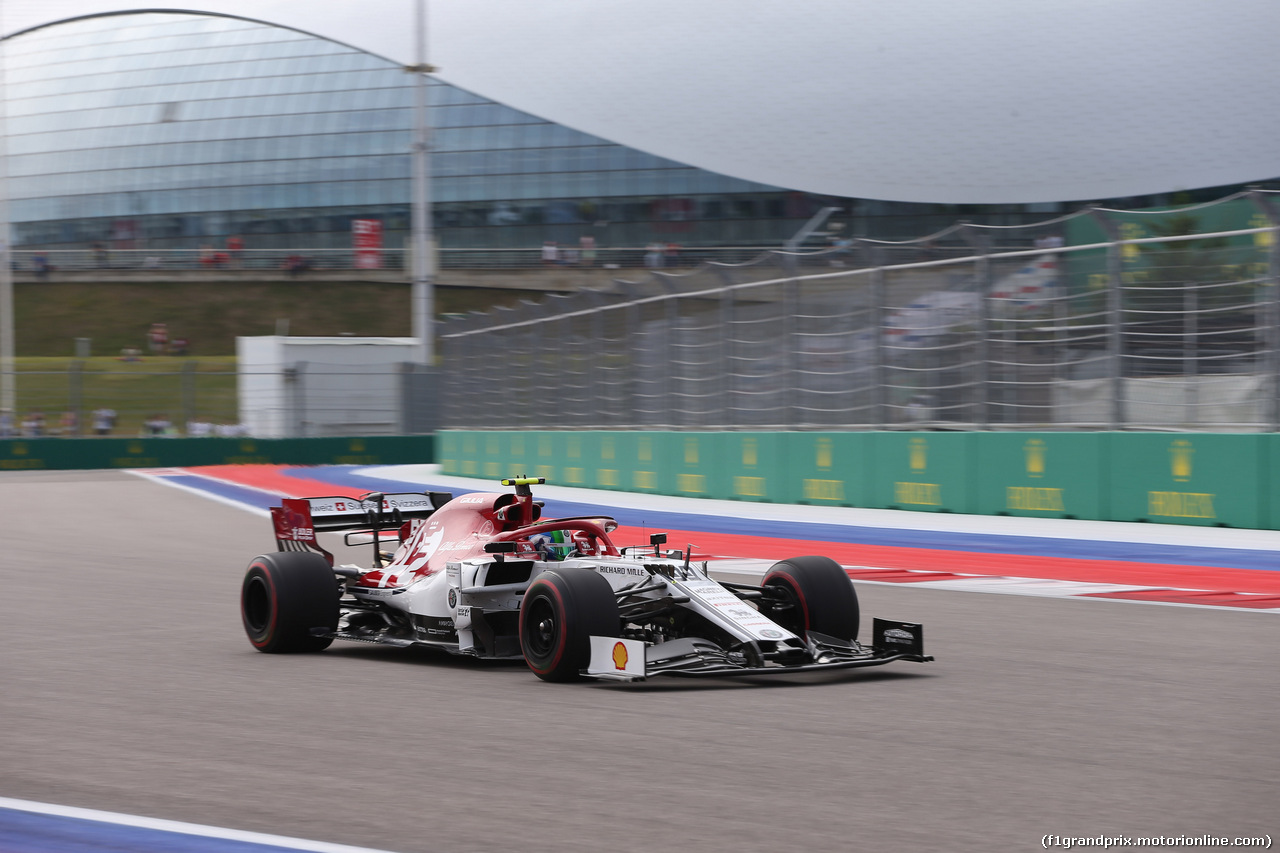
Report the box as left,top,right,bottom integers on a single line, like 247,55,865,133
612,642,629,671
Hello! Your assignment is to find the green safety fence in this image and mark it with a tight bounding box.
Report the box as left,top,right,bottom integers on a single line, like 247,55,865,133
440,429,1275,529
0,435,434,471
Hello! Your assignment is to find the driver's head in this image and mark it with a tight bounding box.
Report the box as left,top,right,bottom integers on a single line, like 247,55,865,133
530,530,576,561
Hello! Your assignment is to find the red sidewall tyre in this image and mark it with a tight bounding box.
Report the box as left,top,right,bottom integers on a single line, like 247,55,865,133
762,555,859,641
520,568,619,682
241,551,338,653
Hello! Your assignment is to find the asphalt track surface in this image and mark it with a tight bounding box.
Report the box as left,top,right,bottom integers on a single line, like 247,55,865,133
1,470,1277,853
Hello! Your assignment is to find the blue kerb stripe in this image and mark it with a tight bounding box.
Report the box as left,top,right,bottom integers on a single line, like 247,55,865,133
294,466,1280,573
166,474,282,512
0,808,317,853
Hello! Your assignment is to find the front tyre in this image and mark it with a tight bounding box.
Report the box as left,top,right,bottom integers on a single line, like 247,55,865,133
761,555,859,641
241,552,339,653
519,568,620,682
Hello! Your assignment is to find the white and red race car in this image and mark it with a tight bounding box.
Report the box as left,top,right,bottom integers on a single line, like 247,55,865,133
240,477,932,682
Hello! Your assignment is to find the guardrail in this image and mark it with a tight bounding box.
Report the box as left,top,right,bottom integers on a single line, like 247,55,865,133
8,244,1022,274
0,434,434,471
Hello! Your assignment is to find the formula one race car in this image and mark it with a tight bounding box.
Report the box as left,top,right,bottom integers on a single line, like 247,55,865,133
240,477,932,682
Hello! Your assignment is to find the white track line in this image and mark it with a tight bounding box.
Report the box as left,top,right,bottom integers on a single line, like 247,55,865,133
707,559,1280,614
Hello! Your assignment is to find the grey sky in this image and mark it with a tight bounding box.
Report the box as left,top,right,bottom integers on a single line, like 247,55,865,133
4,0,1278,203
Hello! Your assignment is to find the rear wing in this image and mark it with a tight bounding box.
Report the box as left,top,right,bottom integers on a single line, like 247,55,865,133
271,491,452,566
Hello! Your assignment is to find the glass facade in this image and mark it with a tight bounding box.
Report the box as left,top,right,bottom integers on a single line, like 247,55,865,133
1,11,821,254
3,12,1262,254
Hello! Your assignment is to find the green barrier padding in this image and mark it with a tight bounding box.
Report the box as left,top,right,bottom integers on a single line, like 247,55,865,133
0,435,434,472
789,432,869,507
870,432,977,514
1109,433,1263,528
720,432,787,503
437,429,1278,529
973,432,1108,520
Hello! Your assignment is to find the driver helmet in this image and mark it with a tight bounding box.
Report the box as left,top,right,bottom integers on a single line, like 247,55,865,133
530,530,577,561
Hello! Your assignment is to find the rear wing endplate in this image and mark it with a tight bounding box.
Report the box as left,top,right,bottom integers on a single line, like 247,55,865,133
271,491,452,565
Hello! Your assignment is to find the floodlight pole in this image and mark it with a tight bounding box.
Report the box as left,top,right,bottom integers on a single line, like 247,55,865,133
407,0,435,366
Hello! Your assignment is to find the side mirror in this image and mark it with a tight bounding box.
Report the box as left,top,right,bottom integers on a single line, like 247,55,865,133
484,541,518,562
650,532,667,556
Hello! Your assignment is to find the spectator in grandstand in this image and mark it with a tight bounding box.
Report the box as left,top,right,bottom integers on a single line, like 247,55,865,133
91,407,117,436
226,234,244,267
21,410,45,437
645,242,664,268
148,322,169,354
284,254,311,276
143,413,172,436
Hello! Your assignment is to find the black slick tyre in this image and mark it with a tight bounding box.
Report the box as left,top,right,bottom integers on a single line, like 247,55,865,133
761,555,859,641
519,568,620,682
241,552,339,653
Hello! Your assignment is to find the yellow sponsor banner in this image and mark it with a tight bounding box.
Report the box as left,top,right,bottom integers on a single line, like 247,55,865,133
1006,486,1065,512
677,472,706,493
1147,491,1216,519
803,479,845,502
894,482,941,506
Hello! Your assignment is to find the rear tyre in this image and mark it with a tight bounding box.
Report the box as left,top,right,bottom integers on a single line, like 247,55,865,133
761,555,859,641
241,552,339,653
520,568,620,682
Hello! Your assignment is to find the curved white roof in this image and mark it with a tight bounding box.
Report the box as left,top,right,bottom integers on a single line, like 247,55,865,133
5,0,1280,204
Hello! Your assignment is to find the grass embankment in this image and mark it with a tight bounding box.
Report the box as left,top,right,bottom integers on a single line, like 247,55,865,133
14,280,526,357
13,356,238,438
9,280,534,435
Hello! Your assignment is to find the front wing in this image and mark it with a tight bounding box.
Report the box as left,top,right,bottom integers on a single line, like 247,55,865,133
585,618,932,681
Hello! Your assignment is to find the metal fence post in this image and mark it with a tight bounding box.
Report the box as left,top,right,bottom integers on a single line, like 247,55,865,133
721,286,734,428
870,245,888,428
69,359,84,436
1089,209,1125,429
962,224,992,428
1247,190,1280,431
181,359,196,428
782,276,797,428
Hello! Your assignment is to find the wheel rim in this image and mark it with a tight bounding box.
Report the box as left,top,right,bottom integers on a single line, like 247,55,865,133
764,580,804,635
243,574,271,634
525,594,558,659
